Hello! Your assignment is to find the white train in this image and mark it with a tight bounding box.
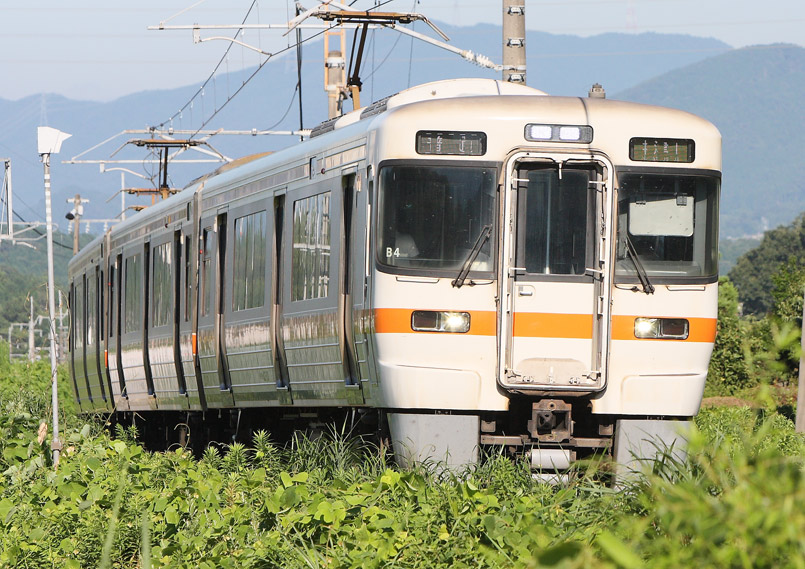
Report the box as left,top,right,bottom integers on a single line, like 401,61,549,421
68,78,720,472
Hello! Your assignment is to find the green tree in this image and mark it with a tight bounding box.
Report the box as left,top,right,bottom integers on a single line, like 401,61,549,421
728,213,805,315
707,277,751,394
771,257,805,325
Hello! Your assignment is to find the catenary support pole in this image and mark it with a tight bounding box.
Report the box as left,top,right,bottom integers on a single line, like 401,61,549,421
502,0,526,83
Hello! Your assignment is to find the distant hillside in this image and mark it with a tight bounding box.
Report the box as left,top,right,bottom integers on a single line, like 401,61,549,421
616,44,805,237
0,23,728,228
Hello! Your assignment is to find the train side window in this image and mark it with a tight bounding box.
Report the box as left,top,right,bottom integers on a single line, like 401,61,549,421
86,273,95,347
152,242,172,327
291,191,331,301
124,253,142,333
201,228,212,317
233,210,267,311
75,277,85,351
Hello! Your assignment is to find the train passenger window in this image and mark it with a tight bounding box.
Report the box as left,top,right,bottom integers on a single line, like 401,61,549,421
151,242,172,327
376,165,496,272
291,192,331,301
516,167,593,276
124,254,142,333
616,172,719,280
86,274,95,346
201,229,212,317
75,278,84,351
233,210,267,310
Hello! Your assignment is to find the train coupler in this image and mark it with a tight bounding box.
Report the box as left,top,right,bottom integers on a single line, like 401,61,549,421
527,399,572,443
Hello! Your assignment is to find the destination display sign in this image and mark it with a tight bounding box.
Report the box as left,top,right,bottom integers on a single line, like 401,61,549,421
416,131,486,156
630,137,695,163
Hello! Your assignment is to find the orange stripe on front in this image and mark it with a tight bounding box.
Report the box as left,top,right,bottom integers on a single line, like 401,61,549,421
374,309,717,343
611,315,717,343
512,312,593,339
374,308,496,335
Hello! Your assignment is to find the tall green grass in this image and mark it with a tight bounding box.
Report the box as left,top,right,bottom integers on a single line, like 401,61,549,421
1,352,804,567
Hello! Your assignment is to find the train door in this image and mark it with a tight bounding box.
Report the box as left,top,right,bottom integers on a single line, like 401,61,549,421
271,194,292,404
196,212,235,407
146,233,188,410
70,277,90,410
85,265,109,410
120,244,155,409
499,156,613,393
179,198,205,410
280,183,350,404
107,253,129,410
340,171,366,404
223,203,282,405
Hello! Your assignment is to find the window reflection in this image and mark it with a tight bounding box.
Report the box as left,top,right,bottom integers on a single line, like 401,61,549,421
516,167,593,276
233,211,267,311
616,173,719,280
377,165,496,272
292,192,331,301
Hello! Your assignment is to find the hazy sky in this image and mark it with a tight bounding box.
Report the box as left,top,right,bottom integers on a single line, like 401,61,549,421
1,0,803,102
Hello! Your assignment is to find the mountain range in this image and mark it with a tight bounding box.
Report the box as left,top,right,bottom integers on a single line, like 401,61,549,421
0,21,801,238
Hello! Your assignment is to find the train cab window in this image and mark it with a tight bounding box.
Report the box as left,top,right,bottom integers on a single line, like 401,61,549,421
124,254,142,333
377,164,496,273
616,172,719,282
291,192,331,301
233,210,267,310
515,166,594,276
152,242,172,327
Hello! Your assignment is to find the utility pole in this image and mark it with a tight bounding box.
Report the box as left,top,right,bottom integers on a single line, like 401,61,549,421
795,288,805,432
38,125,71,469
66,194,88,255
28,296,35,361
3,159,14,241
502,0,526,83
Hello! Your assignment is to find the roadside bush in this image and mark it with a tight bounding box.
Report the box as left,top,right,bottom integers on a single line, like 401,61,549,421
706,277,752,395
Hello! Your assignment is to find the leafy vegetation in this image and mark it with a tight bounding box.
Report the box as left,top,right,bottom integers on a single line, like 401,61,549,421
0,346,804,568
706,214,804,397
0,229,89,356
728,213,805,316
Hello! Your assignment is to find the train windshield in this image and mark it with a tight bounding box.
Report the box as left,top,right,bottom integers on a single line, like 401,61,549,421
377,164,496,273
616,171,719,283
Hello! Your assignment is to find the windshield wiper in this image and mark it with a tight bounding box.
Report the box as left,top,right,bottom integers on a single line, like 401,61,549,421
452,224,492,288
624,234,655,294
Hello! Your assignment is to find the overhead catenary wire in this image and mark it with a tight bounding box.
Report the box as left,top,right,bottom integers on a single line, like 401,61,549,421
154,0,396,138
154,0,261,133
8,209,74,253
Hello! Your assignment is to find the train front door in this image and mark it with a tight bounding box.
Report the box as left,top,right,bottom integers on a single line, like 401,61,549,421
499,156,613,393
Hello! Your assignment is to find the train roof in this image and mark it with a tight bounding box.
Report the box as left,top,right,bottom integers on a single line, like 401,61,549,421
69,77,720,273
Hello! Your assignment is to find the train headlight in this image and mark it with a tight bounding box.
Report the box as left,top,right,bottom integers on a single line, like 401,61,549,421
634,317,689,340
525,123,593,143
411,311,471,333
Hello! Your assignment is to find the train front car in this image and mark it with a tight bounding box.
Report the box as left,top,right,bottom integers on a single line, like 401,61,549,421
370,80,720,474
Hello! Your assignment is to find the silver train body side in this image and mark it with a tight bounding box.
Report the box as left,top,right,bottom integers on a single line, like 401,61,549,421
68,78,721,471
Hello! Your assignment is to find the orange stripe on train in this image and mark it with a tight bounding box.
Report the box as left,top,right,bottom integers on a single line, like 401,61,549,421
610,315,717,342
374,308,717,343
